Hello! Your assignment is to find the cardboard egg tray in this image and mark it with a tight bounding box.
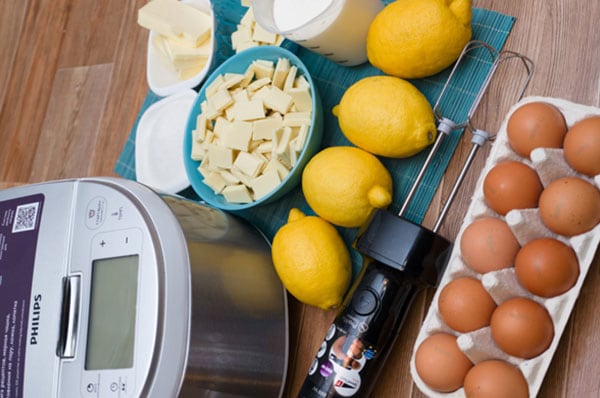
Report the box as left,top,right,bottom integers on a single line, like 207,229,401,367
410,96,600,397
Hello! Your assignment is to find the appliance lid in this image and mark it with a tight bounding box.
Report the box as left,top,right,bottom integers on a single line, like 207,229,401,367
0,177,191,398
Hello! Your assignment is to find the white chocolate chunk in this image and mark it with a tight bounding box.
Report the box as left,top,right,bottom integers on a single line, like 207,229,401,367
203,130,215,145
219,169,240,185
190,139,205,161
273,126,293,155
293,124,309,151
240,7,254,26
212,117,231,137
236,23,253,38
231,28,248,51
208,89,233,113
222,121,253,151
283,65,298,92
207,143,235,169
231,88,249,103
231,3,284,54
200,99,220,120
240,65,255,87
288,143,298,166
222,73,245,90
252,116,283,140
252,60,274,80
272,57,290,89
230,167,254,187
295,75,310,89
197,160,211,178
264,86,293,114
252,151,270,165
205,75,225,97
247,77,272,92
254,141,274,153
229,98,265,121
193,114,207,141
203,171,228,194
233,151,265,177
222,184,253,203
263,158,290,180
251,169,281,199
250,85,271,101
283,111,311,127
274,150,292,169
288,87,312,112
252,23,278,44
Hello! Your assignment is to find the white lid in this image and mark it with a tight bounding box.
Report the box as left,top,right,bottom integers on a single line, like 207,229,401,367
135,89,197,194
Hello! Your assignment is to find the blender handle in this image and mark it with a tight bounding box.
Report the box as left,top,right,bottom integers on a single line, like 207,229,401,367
297,260,422,398
297,209,453,398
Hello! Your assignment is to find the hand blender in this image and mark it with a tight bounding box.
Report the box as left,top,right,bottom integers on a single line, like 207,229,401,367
297,43,534,398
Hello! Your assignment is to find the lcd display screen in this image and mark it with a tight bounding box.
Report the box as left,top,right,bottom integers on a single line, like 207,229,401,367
85,255,139,370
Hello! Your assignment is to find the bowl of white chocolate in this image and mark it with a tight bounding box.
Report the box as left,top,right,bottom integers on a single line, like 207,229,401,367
183,45,323,211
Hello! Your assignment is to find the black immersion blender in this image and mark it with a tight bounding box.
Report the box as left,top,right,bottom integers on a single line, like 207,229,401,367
297,41,509,398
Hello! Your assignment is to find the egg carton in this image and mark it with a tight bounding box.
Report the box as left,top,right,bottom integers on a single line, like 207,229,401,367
410,96,600,398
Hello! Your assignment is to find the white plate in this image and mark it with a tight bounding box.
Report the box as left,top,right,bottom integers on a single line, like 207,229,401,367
135,89,197,193
146,0,215,96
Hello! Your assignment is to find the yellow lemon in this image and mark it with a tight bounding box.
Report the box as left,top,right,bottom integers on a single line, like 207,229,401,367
333,75,437,158
271,208,352,310
302,146,393,228
367,0,472,79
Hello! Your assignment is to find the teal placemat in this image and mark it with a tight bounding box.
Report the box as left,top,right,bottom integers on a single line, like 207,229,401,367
115,1,516,278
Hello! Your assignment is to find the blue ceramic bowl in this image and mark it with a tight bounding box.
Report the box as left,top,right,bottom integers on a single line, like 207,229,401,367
183,46,323,212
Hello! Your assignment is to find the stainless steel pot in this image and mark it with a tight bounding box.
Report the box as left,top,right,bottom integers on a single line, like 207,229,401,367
161,194,289,397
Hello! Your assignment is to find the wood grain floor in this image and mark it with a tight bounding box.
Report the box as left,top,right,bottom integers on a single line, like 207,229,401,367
0,0,148,183
1,1,599,397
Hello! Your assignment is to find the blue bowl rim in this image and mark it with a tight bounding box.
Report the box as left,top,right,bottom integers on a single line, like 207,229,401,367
183,45,321,211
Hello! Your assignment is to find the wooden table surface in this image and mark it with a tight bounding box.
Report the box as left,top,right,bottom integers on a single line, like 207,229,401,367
1,1,598,397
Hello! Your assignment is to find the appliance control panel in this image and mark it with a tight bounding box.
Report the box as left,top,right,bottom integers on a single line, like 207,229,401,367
0,180,160,398
59,181,160,398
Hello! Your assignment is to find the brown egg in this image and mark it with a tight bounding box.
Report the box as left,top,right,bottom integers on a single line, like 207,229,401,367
463,360,529,398
483,161,543,215
563,115,600,176
490,297,554,359
539,176,600,236
414,333,473,392
438,277,497,333
515,238,579,298
460,217,520,274
506,101,567,158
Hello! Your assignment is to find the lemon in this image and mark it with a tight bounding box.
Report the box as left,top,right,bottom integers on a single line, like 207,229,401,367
366,0,472,79
271,208,352,310
302,146,393,228
333,75,437,158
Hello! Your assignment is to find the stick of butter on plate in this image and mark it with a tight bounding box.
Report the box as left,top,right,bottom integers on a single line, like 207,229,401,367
138,0,211,47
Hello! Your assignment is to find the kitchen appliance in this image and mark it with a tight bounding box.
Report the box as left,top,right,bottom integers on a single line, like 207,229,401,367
0,177,288,398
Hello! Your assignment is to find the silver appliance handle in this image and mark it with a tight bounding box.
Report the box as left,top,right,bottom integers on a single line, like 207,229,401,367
57,274,81,359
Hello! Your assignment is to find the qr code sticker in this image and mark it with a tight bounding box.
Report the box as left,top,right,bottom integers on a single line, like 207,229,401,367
12,202,40,233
